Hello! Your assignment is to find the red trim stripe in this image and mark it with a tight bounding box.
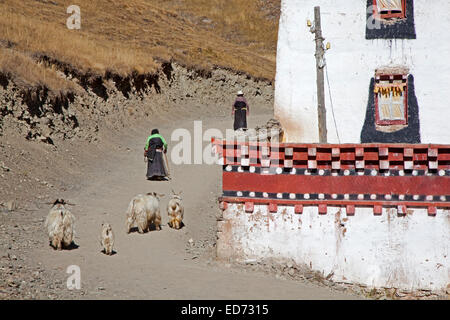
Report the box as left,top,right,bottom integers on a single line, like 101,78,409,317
223,171,450,196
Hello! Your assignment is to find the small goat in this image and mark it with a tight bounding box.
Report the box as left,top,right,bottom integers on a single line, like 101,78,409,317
100,223,115,255
44,199,75,250
167,190,184,230
126,193,163,234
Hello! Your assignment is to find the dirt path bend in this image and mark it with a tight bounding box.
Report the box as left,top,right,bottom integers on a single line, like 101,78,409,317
29,114,360,300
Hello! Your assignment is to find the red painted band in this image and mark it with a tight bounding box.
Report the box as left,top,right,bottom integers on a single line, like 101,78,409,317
223,171,450,196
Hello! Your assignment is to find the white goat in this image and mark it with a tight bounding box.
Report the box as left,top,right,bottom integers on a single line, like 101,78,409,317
167,190,184,230
44,199,75,250
126,193,163,234
100,223,115,255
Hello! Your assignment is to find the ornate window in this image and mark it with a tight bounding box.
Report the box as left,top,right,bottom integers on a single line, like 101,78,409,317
373,0,406,19
374,73,408,126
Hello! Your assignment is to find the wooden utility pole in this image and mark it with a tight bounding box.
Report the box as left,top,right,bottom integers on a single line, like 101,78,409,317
313,6,327,143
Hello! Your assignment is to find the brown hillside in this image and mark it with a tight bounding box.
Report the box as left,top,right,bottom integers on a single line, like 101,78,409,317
0,0,280,95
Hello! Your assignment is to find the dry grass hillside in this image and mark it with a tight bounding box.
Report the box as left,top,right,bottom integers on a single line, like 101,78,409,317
0,0,280,95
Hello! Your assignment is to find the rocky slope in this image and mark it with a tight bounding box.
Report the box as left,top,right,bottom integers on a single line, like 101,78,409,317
0,62,274,207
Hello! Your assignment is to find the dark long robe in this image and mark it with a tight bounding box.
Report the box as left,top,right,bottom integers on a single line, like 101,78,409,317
233,97,248,130
146,136,168,180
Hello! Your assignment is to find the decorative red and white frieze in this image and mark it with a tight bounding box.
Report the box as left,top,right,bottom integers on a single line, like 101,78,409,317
212,139,450,215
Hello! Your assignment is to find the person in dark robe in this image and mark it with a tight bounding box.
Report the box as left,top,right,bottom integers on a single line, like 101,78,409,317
144,129,168,181
232,90,249,131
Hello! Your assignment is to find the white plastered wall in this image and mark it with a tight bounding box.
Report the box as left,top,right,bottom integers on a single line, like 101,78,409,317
274,0,450,143
218,203,450,292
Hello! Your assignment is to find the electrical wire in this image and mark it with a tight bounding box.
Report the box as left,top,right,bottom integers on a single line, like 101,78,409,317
324,59,341,144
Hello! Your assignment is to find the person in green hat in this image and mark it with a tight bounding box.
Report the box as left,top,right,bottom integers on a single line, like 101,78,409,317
144,129,168,180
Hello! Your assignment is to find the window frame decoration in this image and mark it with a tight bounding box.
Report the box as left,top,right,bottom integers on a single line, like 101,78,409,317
373,0,407,20
374,73,408,126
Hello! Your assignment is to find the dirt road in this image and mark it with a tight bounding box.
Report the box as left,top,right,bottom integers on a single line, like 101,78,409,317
17,113,360,299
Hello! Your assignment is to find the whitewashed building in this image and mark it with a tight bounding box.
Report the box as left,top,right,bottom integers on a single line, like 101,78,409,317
214,0,450,295
274,0,450,144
